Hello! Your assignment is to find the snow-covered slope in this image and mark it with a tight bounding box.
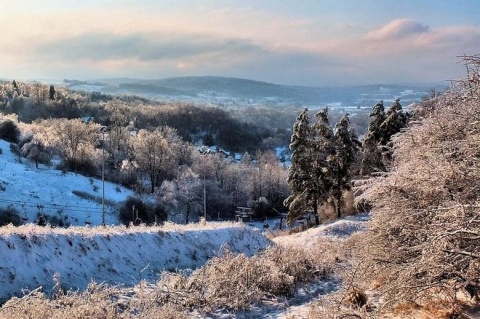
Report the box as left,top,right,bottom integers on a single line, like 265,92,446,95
0,140,133,226
272,214,368,248
0,223,272,302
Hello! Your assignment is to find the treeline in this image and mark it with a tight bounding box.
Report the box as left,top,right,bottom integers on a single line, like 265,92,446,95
285,99,408,224
0,80,279,153
0,79,392,227
0,115,290,226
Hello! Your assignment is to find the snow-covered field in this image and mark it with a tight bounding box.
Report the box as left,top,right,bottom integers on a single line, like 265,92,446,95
0,140,133,226
0,137,371,317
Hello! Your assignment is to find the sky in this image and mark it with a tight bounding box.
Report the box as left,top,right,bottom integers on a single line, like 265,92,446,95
1,0,479,87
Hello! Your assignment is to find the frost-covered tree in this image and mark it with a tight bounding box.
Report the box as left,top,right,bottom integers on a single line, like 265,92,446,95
378,98,408,165
284,109,314,223
360,99,407,176
33,118,100,172
286,108,360,224
21,137,49,168
358,57,480,308
173,168,203,224
130,127,179,193
105,112,130,170
330,114,360,218
360,101,386,175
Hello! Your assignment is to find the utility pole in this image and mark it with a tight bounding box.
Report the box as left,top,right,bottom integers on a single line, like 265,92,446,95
203,175,206,220
101,126,107,226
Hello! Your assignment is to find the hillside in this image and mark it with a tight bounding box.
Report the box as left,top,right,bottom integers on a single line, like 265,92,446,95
0,223,272,303
0,140,133,226
0,213,369,317
66,76,443,107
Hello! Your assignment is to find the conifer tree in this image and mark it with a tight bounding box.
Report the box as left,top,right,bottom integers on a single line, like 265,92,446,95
379,98,408,164
284,108,316,223
286,108,360,223
310,108,335,223
360,99,407,176
360,101,386,175
49,85,55,100
329,114,360,218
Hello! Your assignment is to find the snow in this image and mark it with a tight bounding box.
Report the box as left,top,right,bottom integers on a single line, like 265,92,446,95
0,138,371,317
0,140,134,226
0,223,272,302
272,213,369,248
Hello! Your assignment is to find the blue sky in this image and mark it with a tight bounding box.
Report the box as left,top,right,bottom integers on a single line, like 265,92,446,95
1,1,479,86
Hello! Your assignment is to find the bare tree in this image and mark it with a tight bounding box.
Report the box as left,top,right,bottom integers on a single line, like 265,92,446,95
130,127,180,193
34,118,100,172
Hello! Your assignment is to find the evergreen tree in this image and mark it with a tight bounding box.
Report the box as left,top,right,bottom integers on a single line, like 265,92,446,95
329,114,360,218
286,109,360,223
49,85,56,100
360,99,407,175
360,101,386,176
379,98,408,144
378,98,408,166
309,108,336,224
284,108,315,223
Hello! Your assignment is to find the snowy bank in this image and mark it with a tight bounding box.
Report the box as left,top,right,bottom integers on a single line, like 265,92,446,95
0,223,272,302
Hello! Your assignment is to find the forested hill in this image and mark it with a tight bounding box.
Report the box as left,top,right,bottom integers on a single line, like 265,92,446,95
67,76,443,107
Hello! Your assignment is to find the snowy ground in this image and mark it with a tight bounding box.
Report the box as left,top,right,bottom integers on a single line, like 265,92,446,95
193,214,369,318
272,213,369,248
0,222,272,302
0,213,369,316
0,138,371,317
0,140,133,226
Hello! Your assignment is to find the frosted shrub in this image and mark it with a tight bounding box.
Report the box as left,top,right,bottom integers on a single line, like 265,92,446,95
356,56,480,312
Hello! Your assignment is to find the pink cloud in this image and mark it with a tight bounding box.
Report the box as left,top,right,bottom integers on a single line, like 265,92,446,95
366,18,429,41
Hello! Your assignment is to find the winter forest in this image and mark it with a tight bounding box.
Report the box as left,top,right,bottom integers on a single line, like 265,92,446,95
0,78,376,226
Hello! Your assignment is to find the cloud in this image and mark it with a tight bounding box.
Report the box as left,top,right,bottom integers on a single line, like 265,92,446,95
366,18,429,41
36,32,264,63
0,6,478,86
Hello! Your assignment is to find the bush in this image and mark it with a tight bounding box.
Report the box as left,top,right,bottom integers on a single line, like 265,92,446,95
0,206,22,226
0,119,20,143
118,196,167,226
357,57,480,310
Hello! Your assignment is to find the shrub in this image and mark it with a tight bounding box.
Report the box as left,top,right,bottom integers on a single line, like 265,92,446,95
118,196,167,226
9,143,21,157
357,57,480,310
0,206,22,226
0,119,20,143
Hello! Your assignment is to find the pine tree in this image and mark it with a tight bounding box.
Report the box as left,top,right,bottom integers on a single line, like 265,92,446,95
49,85,56,100
329,114,360,218
309,108,335,224
360,101,386,175
379,98,408,166
286,108,360,223
284,108,316,223
360,99,407,176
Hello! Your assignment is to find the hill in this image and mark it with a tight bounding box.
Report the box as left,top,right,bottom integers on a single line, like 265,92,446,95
66,76,444,107
0,140,133,226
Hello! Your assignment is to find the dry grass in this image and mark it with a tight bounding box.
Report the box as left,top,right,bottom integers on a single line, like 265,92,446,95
0,282,189,319
0,220,245,237
0,243,332,317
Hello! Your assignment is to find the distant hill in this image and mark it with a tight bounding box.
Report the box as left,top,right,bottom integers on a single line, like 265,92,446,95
67,76,446,107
